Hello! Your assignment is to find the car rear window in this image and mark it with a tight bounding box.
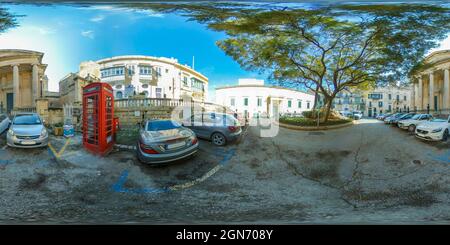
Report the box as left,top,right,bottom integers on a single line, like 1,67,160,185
146,120,181,131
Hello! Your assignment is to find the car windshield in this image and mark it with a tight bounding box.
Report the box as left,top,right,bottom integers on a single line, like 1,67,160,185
146,120,181,131
13,114,41,125
411,115,421,120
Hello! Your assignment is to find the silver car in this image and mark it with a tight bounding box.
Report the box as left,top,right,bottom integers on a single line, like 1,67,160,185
136,120,199,165
7,113,49,148
183,112,242,146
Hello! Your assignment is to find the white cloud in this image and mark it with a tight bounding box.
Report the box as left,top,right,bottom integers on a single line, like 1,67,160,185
79,5,164,18
28,26,55,35
81,30,95,39
90,15,105,23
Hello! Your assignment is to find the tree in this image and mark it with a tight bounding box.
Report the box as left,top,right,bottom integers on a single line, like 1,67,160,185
130,3,450,121
0,7,18,34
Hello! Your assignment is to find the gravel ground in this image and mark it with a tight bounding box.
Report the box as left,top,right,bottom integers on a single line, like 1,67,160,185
0,119,449,224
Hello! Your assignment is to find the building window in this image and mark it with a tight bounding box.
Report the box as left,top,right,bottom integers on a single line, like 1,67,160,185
101,67,125,78
378,101,383,107
142,84,149,89
404,95,407,101
191,77,204,91
230,98,235,106
288,100,292,108
257,97,262,107
369,101,372,107
388,105,392,111
306,101,310,109
388,94,392,100
396,95,400,101
182,77,188,87
116,85,122,89
139,65,152,75
298,100,302,108
156,88,162,98
368,93,382,100
143,91,149,97
116,91,123,99
244,98,248,106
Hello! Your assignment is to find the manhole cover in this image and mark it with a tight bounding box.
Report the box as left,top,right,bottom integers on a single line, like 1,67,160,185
412,160,422,165
308,132,325,135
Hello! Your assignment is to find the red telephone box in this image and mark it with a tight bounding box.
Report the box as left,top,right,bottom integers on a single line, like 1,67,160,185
82,82,115,155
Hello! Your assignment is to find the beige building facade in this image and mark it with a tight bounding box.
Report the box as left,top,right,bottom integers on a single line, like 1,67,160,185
59,73,99,106
0,49,49,113
412,50,450,113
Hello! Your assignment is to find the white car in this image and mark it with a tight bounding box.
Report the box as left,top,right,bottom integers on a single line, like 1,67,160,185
0,113,11,134
398,114,433,132
415,116,450,141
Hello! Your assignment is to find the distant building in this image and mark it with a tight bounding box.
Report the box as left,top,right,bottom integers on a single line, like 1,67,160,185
78,55,208,102
0,49,51,113
363,86,412,117
332,90,366,113
332,86,412,117
215,79,315,118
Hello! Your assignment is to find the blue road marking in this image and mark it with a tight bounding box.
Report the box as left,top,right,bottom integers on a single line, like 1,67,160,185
427,150,450,164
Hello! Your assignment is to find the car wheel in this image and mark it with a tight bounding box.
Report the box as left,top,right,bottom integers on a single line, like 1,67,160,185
211,132,226,146
442,129,448,142
408,124,415,132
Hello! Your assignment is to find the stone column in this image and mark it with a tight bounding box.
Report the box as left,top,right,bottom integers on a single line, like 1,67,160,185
418,75,423,110
444,67,450,110
412,82,416,110
429,71,434,111
32,64,39,107
13,64,20,108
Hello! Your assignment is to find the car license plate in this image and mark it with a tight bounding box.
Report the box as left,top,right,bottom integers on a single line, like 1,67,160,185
21,140,36,145
167,142,185,149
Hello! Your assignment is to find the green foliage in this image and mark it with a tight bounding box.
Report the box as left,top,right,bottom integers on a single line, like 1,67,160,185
279,116,351,127
0,7,19,34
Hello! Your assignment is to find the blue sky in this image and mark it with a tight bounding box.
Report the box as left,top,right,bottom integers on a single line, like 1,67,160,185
0,3,449,101
0,4,264,100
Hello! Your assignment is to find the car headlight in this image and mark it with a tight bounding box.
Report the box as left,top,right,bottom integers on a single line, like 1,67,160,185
431,128,442,133
41,128,48,137
7,128,14,136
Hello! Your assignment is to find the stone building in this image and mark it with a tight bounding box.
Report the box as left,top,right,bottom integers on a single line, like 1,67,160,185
411,50,450,113
59,73,99,106
0,49,49,113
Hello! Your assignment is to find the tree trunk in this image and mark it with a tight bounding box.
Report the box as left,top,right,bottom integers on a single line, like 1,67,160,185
323,97,333,123
312,85,319,110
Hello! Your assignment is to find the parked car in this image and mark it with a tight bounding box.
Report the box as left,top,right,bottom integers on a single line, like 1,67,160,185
7,113,48,148
183,112,242,146
384,113,405,124
0,113,11,134
339,111,352,118
136,120,199,165
352,111,363,120
397,114,433,132
393,113,416,126
378,113,392,120
415,116,450,141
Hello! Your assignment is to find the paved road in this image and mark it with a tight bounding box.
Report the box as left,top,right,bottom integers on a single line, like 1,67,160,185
0,119,449,223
